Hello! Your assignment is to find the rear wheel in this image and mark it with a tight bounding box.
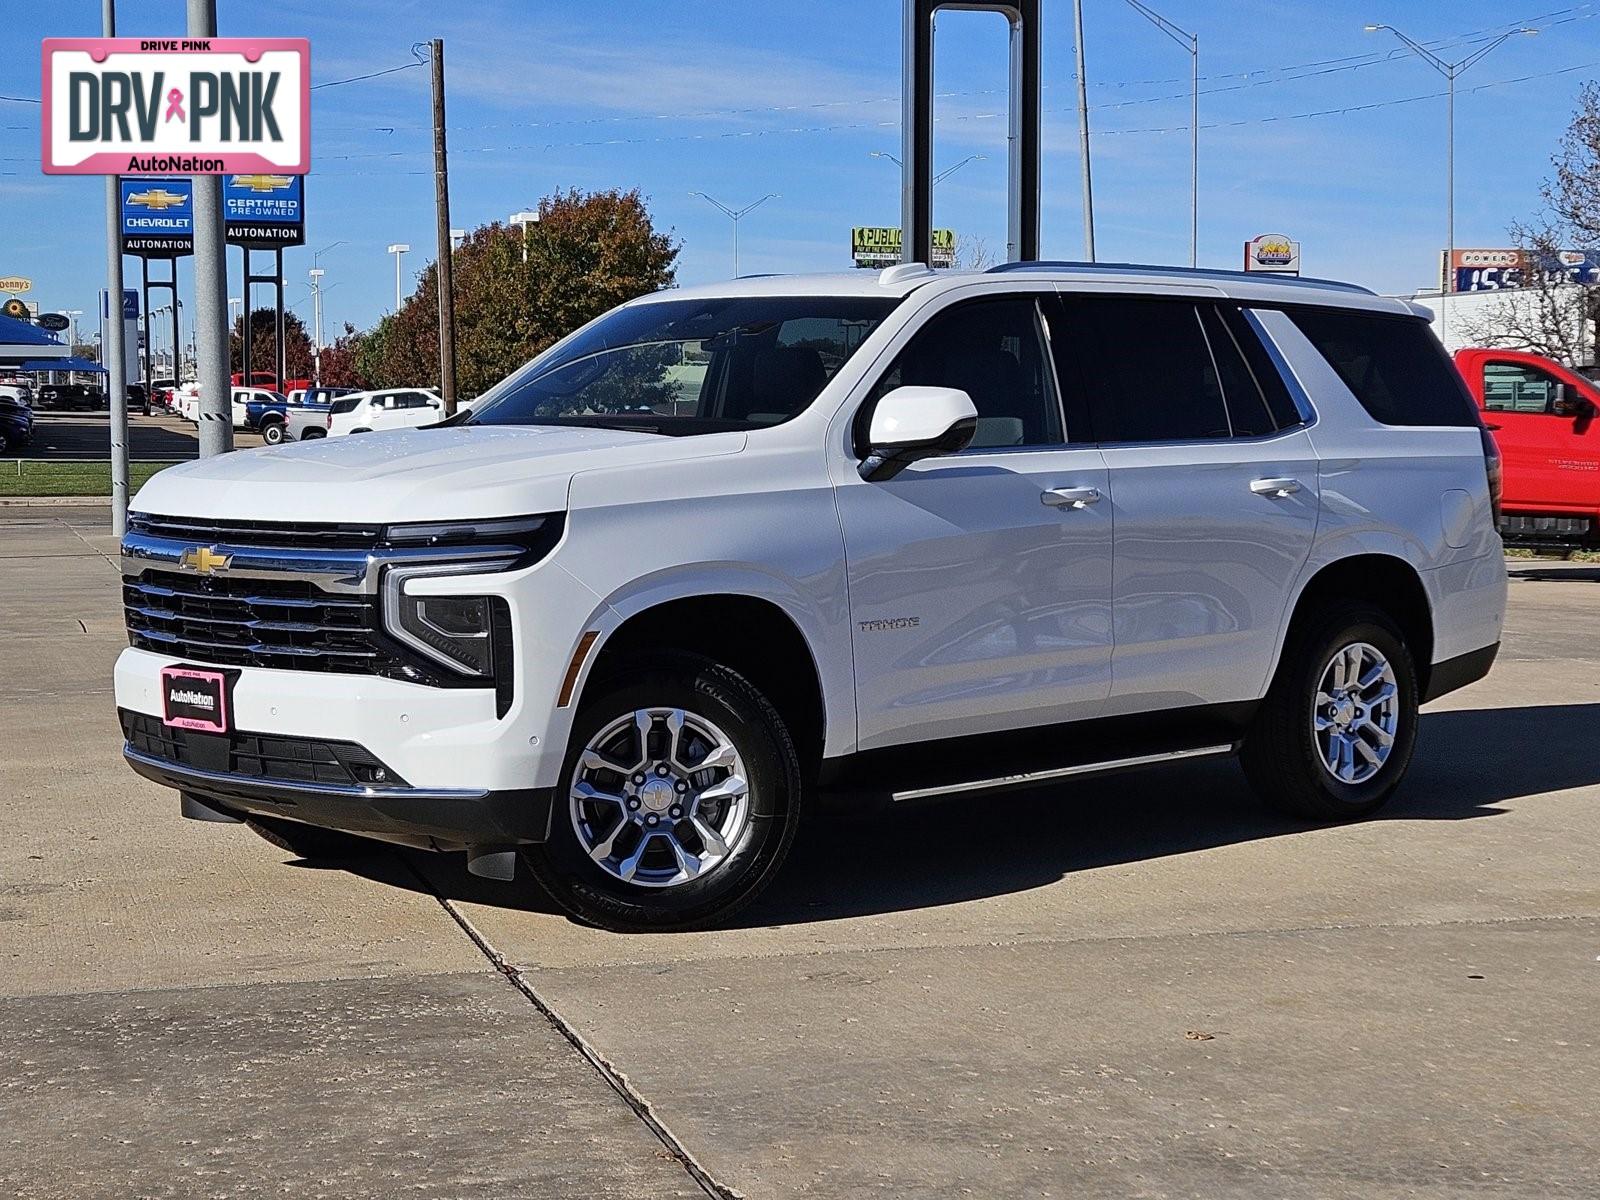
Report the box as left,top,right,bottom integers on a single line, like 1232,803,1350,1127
261,419,286,445
525,653,803,932
1242,603,1419,820
245,815,378,860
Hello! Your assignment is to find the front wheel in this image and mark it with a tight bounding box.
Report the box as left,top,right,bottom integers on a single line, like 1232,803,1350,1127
525,653,804,932
1242,603,1420,820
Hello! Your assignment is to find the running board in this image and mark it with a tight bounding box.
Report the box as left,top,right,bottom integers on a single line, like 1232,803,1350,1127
890,743,1236,804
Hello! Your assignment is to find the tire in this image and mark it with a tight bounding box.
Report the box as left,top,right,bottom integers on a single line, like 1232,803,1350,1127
261,419,286,445
302,428,326,440
349,427,370,435
525,652,804,932
1242,602,1420,820
245,814,379,860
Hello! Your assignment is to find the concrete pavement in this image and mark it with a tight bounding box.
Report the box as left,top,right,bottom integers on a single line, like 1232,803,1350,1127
2,510,1597,1197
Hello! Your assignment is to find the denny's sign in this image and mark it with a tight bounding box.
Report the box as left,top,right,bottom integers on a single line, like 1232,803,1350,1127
41,38,309,175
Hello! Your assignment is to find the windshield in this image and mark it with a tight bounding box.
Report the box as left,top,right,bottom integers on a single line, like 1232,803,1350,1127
466,295,900,435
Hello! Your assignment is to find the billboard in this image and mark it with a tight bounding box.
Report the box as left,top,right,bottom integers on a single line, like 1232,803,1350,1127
41,38,310,176
1243,233,1300,275
1443,248,1600,293
224,173,304,247
121,178,193,256
852,226,956,268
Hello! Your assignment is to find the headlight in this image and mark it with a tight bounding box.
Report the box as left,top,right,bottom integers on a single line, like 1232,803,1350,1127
382,562,510,679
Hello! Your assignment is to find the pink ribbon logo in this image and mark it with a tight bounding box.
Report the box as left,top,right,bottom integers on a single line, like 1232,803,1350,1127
164,88,185,123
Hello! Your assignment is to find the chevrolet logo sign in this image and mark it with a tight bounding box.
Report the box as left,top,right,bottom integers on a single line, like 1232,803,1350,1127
178,546,232,575
127,188,189,210
230,174,293,193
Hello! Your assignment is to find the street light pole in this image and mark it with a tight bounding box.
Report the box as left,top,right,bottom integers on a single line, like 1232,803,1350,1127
689,192,778,278
386,243,410,313
1366,23,1537,293
509,210,539,263
102,0,129,533
870,150,988,186
1073,0,1096,261
1123,0,1198,267
308,268,325,385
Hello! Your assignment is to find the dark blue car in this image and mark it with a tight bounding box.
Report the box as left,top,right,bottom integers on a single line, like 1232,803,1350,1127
0,395,33,451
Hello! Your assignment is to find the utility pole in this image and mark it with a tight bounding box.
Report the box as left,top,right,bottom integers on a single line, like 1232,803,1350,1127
1122,0,1197,266
102,0,129,534
430,38,458,415
1366,23,1536,297
1072,0,1096,261
189,0,231,456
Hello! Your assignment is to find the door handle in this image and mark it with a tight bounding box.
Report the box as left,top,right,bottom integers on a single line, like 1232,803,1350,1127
1249,477,1302,497
1042,486,1102,509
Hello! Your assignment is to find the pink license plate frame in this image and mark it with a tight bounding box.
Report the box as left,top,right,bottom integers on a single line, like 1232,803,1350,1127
160,665,231,733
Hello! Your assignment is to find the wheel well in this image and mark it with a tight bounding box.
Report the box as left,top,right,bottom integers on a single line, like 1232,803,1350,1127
1284,555,1434,689
588,595,827,767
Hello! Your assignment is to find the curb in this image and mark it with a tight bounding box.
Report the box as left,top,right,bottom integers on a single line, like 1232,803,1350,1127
0,496,111,507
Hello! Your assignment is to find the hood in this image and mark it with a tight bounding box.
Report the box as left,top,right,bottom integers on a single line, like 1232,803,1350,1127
132,424,745,524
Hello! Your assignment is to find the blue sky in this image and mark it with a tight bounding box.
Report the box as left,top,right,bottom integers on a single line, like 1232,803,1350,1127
4,0,1599,341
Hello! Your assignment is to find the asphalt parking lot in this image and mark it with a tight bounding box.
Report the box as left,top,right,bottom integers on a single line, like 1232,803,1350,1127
2,510,1596,1198
9,410,265,461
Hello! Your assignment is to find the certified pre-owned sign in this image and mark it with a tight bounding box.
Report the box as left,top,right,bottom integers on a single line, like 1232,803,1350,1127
41,38,309,176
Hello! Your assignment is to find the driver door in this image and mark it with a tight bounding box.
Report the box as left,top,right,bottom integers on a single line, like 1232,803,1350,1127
833,291,1113,750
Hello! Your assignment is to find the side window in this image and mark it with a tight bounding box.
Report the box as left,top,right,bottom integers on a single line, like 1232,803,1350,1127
1199,305,1275,437
1225,307,1305,430
864,295,1064,451
1286,307,1478,427
1482,362,1562,414
1067,297,1232,443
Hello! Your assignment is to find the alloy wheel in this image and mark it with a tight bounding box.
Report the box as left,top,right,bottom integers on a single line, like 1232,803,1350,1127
1311,640,1400,785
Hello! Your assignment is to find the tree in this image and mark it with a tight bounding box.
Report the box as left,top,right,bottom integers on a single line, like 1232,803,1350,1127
360,188,680,395
1470,84,1600,364
316,323,371,389
230,307,314,383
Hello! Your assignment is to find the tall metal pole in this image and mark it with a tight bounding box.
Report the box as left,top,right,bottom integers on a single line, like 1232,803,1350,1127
1447,70,1455,287
430,39,458,415
1072,0,1096,261
1190,35,1198,266
190,0,231,455
102,0,129,533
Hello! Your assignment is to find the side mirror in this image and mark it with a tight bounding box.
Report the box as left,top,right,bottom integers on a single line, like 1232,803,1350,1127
1554,383,1596,419
859,385,979,481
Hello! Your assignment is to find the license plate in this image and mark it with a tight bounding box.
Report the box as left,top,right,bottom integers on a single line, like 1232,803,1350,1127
160,665,231,734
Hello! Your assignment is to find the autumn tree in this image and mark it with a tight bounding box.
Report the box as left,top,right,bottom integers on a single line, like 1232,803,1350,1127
316,323,371,389
230,307,314,383
360,188,679,395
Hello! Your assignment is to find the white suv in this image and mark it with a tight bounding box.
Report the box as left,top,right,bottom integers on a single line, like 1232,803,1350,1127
325,387,444,437
114,263,1506,931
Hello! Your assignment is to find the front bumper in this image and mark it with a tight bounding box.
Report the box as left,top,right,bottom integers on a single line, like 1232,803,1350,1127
121,729,552,850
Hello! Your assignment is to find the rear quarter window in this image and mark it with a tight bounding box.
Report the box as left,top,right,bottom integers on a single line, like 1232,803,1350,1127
329,396,364,415
1287,307,1478,427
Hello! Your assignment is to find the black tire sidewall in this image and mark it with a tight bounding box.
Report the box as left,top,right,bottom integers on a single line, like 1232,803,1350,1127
529,657,801,931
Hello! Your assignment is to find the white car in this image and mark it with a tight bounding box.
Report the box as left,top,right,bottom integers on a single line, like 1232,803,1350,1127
325,388,445,437
115,262,1506,932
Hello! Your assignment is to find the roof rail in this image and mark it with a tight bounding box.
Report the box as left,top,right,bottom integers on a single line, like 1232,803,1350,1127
985,260,1375,296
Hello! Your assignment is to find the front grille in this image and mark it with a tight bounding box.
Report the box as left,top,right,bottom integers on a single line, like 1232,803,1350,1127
121,709,407,787
128,511,384,549
122,571,412,676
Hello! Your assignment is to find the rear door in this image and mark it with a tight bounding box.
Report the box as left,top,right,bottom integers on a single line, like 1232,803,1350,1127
1474,355,1600,523
1055,294,1321,712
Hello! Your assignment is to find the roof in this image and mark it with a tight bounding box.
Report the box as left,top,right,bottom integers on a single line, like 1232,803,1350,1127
638,262,1413,315
0,313,68,361
19,356,104,373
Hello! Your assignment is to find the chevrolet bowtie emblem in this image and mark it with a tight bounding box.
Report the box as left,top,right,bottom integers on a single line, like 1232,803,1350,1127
230,174,293,193
179,546,232,575
127,187,189,210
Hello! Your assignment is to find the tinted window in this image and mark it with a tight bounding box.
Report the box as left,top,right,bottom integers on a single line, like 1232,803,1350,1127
1199,306,1275,437
1287,308,1477,427
865,295,1063,450
470,296,898,436
329,395,364,415
1226,307,1304,429
1482,362,1563,414
1067,297,1231,443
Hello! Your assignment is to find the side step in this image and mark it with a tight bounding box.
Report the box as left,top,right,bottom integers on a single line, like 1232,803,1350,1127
890,744,1236,803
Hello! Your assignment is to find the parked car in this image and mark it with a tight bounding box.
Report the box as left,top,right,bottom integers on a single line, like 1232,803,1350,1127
238,389,291,443
1456,346,1600,550
325,387,445,437
125,383,151,417
0,382,34,408
36,383,103,412
0,393,33,451
150,378,180,411
281,388,359,442
115,263,1505,932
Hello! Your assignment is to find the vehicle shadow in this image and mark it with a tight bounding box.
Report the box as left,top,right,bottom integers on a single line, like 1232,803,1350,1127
333,702,1600,928
1508,564,1600,583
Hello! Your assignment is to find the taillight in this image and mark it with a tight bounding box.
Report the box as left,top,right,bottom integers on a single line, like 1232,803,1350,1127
1480,425,1503,525
326,412,333,428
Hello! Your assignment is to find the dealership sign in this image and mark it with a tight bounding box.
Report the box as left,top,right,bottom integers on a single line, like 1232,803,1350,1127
852,226,956,268
1243,233,1300,275
41,38,309,175
121,178,193,255
224,172,304,246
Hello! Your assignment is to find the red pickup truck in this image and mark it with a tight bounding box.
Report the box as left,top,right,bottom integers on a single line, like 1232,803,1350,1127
1455,347,1600,549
